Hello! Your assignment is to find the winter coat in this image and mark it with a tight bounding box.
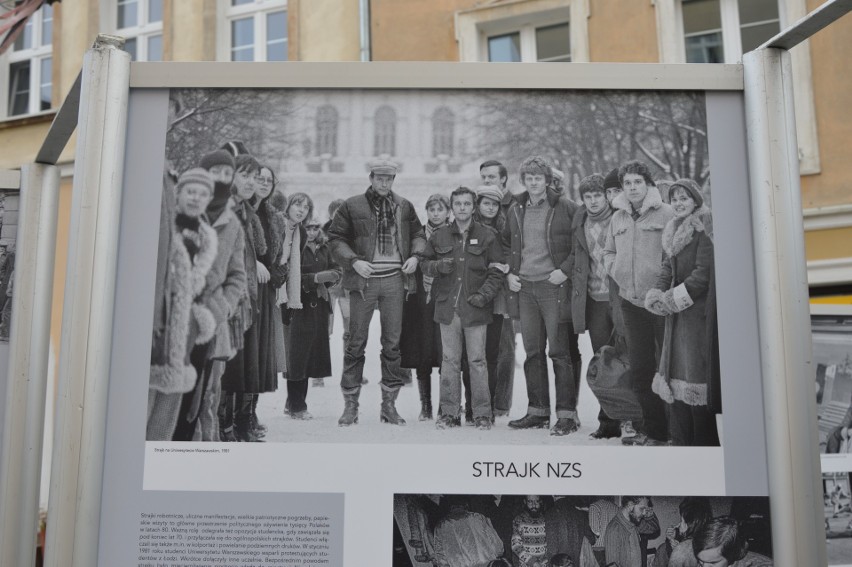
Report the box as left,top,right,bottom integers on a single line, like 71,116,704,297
401,221,448,370
570,205,623,335
285,236,339,381
149,221,218,394
648,209,719,408
603,186,674,307
474,210,510,318
501,185,579,321
327,188,426,297
421,220,505,328
199,201,247,361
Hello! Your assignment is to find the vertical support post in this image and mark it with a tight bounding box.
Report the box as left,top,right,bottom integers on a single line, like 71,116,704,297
0,164,60,567
43,35,130,567
743,47,826,567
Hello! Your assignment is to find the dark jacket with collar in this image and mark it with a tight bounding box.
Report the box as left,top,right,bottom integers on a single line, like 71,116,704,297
327,187,426,296
570,205,623,335
501,185,579,320
421,220,504,327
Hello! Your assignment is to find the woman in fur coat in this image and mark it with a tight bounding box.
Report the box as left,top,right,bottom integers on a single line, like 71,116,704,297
148,168,218,440
220,154,266,442
247,165,288,436
644,179,720,447
283,194,340,419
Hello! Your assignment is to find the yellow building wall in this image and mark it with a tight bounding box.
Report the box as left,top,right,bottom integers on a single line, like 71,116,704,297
805,227,852,261
290,0,360,61
588,0,659,62
371,0,475,61
799,0,852,209
165,0,218,61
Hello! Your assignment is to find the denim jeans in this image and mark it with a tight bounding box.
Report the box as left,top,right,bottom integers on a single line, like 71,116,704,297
492,317,516,414
440,314,490,419
341,273,404,391
518,279,577,418
621,300,667,441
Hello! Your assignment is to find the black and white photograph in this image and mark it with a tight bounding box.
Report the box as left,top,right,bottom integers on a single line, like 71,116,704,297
147,87,721,447
824,471,852,566
0,190,19,343
392,493,772,567
813,312,852,455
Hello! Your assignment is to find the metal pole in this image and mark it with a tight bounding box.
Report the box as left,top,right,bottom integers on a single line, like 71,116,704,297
0,164,60,567
743,47,826,567
43,35,130,567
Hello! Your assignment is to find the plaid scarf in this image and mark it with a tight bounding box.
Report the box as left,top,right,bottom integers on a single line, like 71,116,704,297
366,185,396,256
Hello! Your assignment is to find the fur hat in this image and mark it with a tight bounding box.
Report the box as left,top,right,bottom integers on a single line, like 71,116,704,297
669,178,704,209
199,149,235,171
176,168,214,195
476,185,503,204
603,167,620,190
578,173,606,197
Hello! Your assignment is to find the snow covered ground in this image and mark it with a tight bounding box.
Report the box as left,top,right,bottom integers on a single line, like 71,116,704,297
255,308,623,446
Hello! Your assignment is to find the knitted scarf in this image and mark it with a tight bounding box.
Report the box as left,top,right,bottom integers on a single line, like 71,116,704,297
276,220,302,309
366,185,396,255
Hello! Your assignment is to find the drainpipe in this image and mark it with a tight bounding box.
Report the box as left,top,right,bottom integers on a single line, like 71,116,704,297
359,0,371,61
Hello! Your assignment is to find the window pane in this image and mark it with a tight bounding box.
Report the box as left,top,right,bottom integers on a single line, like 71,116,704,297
682,0,722,34
685,32,724,63
148,0,163,23
148,34,163,61
41,4,53,47
741,21,780,53
231,17,254,61
739,0,779,26
536,23,570,62
267,11,287,61
488,33,521,63
8,61,31,116
118,0,139,29
13,19,33,51
40,57,52,111
125,37,138,61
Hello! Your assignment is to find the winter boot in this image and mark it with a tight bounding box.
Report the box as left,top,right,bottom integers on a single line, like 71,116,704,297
417,379,433,421
338,388,360,427
380,385,407,425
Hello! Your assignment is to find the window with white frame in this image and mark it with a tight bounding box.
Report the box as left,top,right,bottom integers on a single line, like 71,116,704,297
226,0,287,62
682,0,780,64
6,3,53,117
116,0,163,62
486,21,570,62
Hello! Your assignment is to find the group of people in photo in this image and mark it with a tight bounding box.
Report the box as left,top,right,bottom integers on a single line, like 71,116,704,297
394,494,773,567
147,139,721,447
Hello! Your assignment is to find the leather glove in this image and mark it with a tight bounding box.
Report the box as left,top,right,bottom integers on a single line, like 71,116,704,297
467,293,488,309
314,270,340,284
436,258,455,274
268,264,289,288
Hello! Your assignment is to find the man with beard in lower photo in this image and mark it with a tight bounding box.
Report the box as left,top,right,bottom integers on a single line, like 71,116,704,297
512,495,549,566
605,496,659,567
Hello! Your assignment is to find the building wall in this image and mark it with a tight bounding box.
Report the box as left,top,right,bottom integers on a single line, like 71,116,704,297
166,0,217,61
799,0,852,210
371,0,475,61
290,0,361,61
587,0,658,62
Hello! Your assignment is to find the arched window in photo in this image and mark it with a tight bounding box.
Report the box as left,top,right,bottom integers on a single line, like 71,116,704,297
374,105,397,157
316,105,339,156
432,107,455,158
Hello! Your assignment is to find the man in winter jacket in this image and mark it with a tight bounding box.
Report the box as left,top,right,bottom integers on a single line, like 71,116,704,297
602,160,674,446
328,159,426,426
502,156,580,436
571,173,624,439
421,186,504,430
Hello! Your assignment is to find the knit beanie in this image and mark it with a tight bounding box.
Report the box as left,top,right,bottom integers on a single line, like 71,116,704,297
176,168,214,195
476,185,503,205
578,174,605,197
199,149,235,171
603,168,620,190
669,178,704,209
